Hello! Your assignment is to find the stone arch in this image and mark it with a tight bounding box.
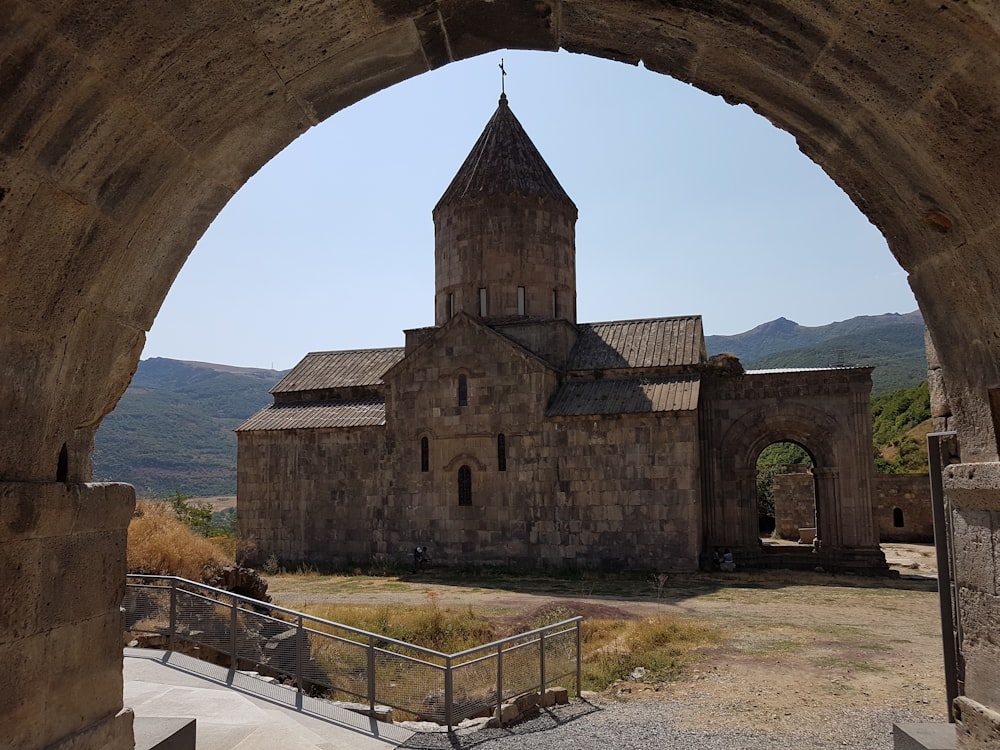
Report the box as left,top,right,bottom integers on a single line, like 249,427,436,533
721,403,839,477
6,3,1000,748
700,369,882,571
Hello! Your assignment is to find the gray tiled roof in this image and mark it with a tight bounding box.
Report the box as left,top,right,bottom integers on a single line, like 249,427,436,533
744,366,871,374
271,348,404,394
546,376,700,417
236,399,386,431
567,317,704,370
435,94,576,211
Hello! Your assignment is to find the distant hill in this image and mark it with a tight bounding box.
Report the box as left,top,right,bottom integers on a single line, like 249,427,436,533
705,310,926,393
92,358,286,497
95,311,927,495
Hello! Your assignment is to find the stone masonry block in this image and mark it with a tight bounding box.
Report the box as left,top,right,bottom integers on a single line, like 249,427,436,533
955,696,1000,750
944,465,1000,511
41,614,125,747
952,510,997,594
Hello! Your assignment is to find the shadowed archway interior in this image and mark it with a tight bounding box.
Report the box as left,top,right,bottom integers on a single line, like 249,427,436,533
4,2,1000,748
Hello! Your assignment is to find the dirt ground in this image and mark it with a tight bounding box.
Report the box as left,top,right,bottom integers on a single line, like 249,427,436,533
266,543,948,733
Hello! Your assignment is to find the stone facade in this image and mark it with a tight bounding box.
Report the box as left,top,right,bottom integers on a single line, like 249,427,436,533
772,468,815,540
872,475,934,543
238,98,882,575
774,472,934,543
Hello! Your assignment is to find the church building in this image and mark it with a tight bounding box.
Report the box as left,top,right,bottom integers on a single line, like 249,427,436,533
236,93,887,573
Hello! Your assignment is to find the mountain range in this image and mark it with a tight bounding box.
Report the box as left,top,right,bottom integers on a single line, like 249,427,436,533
706,310,925,393
93,310,926,497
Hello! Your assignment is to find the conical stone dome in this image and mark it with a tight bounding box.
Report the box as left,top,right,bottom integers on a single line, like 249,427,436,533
435,93,576,209
433,94,578,326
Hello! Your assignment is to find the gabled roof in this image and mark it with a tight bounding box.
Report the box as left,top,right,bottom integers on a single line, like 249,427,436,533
384,312,557,381
546,376,701,417
271,348,404,394
236,399,386,431
435,94,576,211
567,317,704,371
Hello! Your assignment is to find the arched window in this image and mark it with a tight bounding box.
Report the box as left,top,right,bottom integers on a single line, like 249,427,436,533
893,507,904,528
458,465,472,506
497,433,507,471
458,374,468,407
420,436,429,472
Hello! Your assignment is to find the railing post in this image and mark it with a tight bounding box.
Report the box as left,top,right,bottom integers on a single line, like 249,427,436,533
296,614,305,694
576,619,582,697
368,634,377,714
230,594,238,671
445,656,454,731
539,629,546,695
928,431,961,722
168,578,177,652
496,643,504,727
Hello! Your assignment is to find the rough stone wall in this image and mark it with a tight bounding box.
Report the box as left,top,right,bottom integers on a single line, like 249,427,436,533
942,464,1000,748
434,197,577,325
386,319,700,569
774,472,933,543
381,411,701,570
0,482,134,750
871,474,933,542
772,472,815,540
237,427,385,564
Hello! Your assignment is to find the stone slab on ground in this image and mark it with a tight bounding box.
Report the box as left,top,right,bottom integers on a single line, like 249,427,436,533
893,722,956,750
133,717,196,750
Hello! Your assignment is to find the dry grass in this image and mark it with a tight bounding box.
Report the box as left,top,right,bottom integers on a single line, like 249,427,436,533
301,593,497,653
128,499,232,581
581,616,720,689
296,594,718,691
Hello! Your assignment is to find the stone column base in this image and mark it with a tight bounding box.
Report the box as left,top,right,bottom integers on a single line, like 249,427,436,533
0,481,135,750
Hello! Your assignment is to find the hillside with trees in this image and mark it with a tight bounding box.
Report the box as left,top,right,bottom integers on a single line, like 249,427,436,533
93,358,285,497
705,310,925,394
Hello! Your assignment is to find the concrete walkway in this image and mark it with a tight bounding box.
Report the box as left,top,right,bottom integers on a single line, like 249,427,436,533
124,648,414,750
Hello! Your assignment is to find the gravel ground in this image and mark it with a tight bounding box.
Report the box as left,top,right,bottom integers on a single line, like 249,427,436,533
398,696,939,750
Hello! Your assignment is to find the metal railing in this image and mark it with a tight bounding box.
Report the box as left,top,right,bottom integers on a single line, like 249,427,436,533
124,575,582,729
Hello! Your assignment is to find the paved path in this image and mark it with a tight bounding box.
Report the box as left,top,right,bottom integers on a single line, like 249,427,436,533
124,648,414,750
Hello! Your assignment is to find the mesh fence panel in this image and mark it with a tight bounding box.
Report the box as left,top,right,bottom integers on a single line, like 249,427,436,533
373,647,445,722
451,652,498,723
175,589,233,658
500,638,542,702
541,626,578,689
124,583,171,633
306,627,371,702
235,606,294,675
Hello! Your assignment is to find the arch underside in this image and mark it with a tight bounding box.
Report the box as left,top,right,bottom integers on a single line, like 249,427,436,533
5,2,1000,748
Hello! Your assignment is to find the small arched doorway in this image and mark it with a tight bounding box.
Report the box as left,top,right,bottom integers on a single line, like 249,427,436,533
756,441,815,540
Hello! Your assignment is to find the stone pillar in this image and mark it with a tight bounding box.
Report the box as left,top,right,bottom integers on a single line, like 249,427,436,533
0,481,135,750
813,467,841,548
943,463,1000,749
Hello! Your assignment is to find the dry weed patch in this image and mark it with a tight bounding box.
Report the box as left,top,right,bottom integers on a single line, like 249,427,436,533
128,499,232,580
295,596,719,691
581,617,720,690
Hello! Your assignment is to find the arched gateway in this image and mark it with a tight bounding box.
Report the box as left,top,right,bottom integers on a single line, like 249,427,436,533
4,3,1000,748
700,367,885,572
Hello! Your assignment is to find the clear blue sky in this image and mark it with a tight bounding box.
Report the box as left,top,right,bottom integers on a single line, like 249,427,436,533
143,50,918,371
